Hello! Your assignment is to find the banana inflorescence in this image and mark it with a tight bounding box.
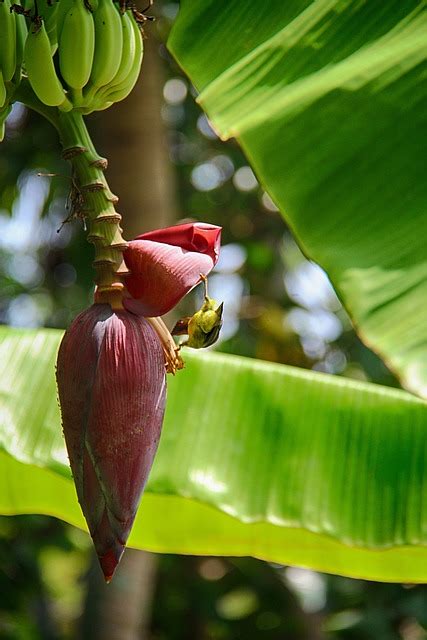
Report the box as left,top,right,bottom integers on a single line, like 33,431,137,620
0,0,145,128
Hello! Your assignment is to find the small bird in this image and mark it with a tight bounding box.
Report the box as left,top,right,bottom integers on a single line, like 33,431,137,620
172,274,223,349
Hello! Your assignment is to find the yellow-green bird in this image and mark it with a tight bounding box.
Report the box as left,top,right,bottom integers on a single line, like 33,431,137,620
172,274,223,349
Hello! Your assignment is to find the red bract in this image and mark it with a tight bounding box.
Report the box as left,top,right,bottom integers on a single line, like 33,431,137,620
123,222,221,316
57,221,221,582
56,304,165,582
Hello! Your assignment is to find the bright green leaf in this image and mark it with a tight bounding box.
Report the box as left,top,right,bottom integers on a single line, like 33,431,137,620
168,0,427,398
1,327,427,582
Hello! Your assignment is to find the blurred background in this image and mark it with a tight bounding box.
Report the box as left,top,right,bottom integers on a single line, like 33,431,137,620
1,3,427,639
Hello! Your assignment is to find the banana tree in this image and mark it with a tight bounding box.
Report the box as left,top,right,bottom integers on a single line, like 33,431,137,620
1,0,427,583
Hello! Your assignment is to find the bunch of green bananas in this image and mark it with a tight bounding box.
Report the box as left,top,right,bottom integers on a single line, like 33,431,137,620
23,0,144,114
0,0,27,140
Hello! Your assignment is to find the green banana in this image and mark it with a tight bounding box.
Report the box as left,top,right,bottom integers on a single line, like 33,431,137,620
86,4,136,111
37,0,59,48
24,19,70,108
55,0,73,41
0,94,11,140
107,7,135,88
0,71,6,108
0,0,17,82
97,14,142,107
88,0,123,91
0,106,12,141
14,9,28,83
59,0,95,91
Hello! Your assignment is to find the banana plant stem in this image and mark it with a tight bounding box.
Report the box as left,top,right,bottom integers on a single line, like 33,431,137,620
15,80,129,306
14,79,59,128
15,82,184,364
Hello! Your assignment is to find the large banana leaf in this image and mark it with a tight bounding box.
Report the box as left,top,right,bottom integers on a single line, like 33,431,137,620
168,0,427,398
1,326,427,582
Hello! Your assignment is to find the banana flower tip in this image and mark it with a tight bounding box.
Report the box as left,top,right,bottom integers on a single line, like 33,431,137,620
99,546,125,584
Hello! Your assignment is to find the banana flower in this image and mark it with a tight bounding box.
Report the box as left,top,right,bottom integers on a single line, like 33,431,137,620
56,223,221,582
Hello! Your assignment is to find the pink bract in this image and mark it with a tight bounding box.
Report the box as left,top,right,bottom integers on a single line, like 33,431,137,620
123,222,221,317
56,304,166,582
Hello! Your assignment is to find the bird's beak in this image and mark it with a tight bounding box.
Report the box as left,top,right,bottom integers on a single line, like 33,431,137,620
216,302,224,318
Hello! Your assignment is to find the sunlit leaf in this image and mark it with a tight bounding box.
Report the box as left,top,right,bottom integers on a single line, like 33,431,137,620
1,327,427,582
168,0,427,398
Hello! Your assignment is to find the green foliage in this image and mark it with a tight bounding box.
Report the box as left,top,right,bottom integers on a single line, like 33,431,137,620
1,326,427,582
168,0,427,398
